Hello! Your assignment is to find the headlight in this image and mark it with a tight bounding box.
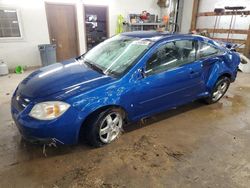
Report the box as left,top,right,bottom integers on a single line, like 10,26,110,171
29,101,70,120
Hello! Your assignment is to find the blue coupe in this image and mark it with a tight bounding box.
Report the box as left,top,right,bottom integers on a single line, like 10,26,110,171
11,31,240,147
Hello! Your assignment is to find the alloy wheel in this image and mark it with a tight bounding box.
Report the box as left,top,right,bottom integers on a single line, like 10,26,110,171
212,81,228,101
99,112,123,143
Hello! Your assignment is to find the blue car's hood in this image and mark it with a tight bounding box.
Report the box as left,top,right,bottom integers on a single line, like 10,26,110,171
16,59,115,99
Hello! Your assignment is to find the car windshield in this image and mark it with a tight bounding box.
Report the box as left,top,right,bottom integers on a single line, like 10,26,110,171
82,35,151,76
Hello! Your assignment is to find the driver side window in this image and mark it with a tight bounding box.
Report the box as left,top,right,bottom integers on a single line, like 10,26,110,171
145,40,197,75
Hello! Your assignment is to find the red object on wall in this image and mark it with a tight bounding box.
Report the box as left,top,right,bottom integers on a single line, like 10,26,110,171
140,10,149,21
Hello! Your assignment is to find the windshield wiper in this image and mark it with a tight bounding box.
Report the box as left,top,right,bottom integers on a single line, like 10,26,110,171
83,60,105,75
78,58,118,77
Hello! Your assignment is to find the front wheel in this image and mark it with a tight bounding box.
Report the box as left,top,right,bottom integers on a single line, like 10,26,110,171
205,77,230,104
86,108,124,147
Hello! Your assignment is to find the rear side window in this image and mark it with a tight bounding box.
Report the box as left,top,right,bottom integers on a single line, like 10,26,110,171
145,40,197,75
198,42,219,58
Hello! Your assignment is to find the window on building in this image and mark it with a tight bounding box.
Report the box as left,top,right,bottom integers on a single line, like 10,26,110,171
0,8,21,38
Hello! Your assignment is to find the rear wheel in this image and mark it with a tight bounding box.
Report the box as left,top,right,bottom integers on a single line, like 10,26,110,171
86,108,124,147
205,77,230,104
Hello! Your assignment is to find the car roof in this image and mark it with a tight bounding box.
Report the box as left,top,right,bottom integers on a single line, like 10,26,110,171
121,31,205,42
121,31,171,38
121,31,222,49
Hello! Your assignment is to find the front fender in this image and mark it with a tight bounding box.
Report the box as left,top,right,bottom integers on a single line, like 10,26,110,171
77,98,123,120
68,82,132,122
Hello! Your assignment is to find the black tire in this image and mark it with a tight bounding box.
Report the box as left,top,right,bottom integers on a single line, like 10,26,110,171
205,76,230,104
85,108,124,147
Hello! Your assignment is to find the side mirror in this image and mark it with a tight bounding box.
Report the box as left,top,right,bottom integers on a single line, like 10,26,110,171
138,68,146,79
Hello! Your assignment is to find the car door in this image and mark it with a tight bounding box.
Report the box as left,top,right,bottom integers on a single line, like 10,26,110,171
131,39,205,119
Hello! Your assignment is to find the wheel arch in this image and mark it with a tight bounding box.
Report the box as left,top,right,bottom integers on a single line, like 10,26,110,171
218,72,232,81
77,104,129,142
207,70,233,92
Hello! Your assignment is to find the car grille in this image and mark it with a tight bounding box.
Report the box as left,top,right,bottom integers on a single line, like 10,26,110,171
12,95,31,112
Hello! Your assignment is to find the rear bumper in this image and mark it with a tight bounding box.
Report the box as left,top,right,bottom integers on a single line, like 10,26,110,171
230,69,238,82
11,98,83,145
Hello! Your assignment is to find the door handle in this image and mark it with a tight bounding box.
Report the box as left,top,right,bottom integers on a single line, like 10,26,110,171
189,70,200,78
51,38,56,42
190,70,195,74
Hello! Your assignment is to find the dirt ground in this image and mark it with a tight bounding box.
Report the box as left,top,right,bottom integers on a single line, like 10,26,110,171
0,70,250,188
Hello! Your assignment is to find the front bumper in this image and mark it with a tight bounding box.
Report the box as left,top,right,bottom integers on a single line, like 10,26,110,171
11,98,83,145
22,135,55,145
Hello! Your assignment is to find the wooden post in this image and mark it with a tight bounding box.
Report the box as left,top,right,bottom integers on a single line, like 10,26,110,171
190,0,200,32
244,25,250,58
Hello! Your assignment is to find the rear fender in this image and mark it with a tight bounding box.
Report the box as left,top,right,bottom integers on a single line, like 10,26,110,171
206,62,232,92
224,51,241,69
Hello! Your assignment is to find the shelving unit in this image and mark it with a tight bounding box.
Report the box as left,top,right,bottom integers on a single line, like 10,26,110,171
127,22,165,31
198,10,250,17
190,0,250,57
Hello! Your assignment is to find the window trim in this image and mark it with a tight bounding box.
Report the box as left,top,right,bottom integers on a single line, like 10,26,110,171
0,7,24,41
197,41,222,59
145,39,198,76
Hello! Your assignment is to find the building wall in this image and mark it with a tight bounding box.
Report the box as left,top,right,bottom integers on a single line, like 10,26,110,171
0,0,161,69
179,0,250,38
0,0,50,69
196,0,250,41
179,0,194,33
